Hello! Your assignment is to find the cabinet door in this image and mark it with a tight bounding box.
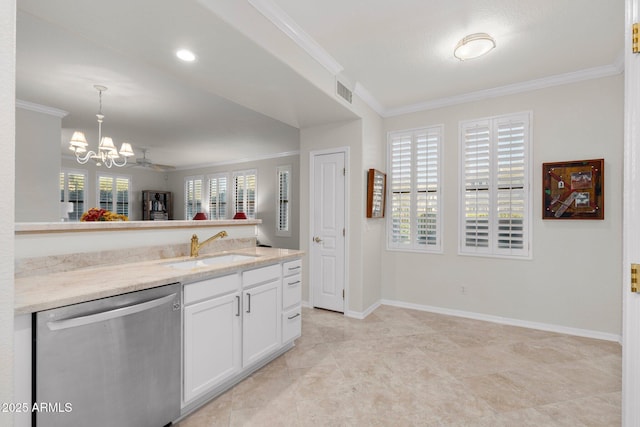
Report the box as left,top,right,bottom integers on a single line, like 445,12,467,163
242,280,282,367
183,292,241,403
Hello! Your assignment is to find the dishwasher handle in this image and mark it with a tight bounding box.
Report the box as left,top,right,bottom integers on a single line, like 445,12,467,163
47,292,179,331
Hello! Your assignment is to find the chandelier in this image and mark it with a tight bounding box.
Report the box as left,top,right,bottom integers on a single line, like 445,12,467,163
68,85,134,168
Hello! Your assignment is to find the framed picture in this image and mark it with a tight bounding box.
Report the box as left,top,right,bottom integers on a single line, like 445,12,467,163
366,169,386,218
542,158,604,220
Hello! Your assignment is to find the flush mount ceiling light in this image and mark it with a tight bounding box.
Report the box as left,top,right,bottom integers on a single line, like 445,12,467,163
453,33,496,61
68,85,134,168
176,49,196,62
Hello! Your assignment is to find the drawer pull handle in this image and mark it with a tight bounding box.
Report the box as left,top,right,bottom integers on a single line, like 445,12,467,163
288,280,301,286
246,293,251,313
288,266,301,271
287,313,301,320
236,295,240,317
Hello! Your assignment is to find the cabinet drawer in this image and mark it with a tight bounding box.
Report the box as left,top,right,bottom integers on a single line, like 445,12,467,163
184,274,240,305
282,274,301,309
282,307,302,343
282,259,302,277
242,264,281,288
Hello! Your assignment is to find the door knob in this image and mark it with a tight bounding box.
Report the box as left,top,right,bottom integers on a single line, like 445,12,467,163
313,236,323,243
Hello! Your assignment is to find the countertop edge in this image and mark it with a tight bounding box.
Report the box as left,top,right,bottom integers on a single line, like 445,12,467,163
15,219,262,234
15,247,304,314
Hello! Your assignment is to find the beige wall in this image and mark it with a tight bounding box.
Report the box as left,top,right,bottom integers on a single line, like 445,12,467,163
358,98,385,312
167,154,301,250
381,75,623,335
300,120,361,312
15,108,62,222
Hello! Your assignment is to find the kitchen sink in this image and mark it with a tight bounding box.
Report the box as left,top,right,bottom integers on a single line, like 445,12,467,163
164,254,259,269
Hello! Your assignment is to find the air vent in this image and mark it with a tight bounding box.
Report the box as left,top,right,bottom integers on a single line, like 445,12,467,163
336,80,353,104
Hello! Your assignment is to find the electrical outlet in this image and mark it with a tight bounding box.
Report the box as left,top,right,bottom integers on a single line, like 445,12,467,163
460,286,467,295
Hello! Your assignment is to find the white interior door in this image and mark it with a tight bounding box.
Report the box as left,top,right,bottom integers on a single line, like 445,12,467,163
623,0,640,424
311,151,346,312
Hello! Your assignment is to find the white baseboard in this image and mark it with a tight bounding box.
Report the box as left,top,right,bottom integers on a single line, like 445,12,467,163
380,299,621,343
303,298,620,343
345,301,381,320
302,300,381,320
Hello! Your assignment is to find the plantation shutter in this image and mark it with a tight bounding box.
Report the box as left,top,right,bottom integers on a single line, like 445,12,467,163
462,121,492,253
60,170,86,221
233,170,257,219
115,177,129,216
460,112,530,257
495,117,527,255
98,176,114,212
415,129,440,247
388,125,442,251
185,177,203,219
97,174,130,216
389,133,412,247
208,174,228,220
277,166,291,235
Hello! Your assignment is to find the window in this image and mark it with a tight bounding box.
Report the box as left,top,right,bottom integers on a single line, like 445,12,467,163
208,173,228,220
60,169,87,221
185,176,204,220
233,169,257,219
97,174,130,216
387,125,442,252
460,112,531,258
276,165,291,236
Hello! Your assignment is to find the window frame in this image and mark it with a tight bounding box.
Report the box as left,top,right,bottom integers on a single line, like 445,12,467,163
386,125,443,253
458,111,532,259
232,169,258,219
96,173,131,217
60,168,87,221
276,165,292,237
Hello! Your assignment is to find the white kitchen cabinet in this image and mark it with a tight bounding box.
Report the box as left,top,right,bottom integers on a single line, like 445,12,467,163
242,279,282,367
181,259,300,413
282,273,302,310
282,307,302,343
282,259,302,343
183,275,241,404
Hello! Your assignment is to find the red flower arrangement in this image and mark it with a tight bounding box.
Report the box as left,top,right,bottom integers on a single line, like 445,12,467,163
81,208,128,222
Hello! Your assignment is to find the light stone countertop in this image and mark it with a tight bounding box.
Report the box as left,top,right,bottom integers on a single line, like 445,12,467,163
14,246,303,314
15,219,261,234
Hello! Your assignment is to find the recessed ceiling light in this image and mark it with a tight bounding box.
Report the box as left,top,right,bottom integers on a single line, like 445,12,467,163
176,49,196,62
453,33,496,61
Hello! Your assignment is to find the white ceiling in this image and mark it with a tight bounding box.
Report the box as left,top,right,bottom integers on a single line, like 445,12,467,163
15,0,624,169
271,0,624,111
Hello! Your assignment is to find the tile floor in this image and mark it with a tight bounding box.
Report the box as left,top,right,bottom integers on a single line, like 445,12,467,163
176,305,621,426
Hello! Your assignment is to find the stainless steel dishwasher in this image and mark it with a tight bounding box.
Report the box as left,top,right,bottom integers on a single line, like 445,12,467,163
35,283,182,427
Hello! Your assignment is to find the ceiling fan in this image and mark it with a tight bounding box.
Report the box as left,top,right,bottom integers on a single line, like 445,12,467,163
133,148,175,171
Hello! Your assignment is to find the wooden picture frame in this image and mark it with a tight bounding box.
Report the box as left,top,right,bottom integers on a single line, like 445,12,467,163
542,158,604,220
366,169,386,218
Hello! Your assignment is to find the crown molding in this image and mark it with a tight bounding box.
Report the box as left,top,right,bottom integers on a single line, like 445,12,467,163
16,99,68,118
247,0,623,120
383,62,624,118
248,0,343,75
353,82,385,116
